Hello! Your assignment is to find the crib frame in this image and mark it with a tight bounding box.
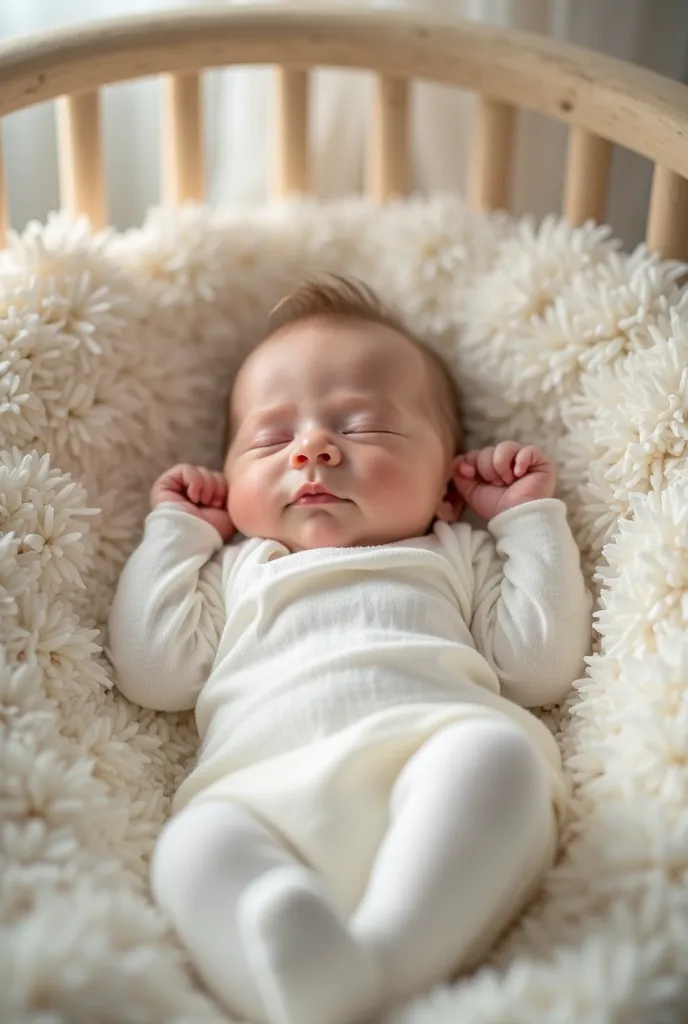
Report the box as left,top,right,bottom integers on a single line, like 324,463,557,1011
0,4,687,258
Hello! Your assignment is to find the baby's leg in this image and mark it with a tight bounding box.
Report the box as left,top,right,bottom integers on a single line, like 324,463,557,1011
350,718,554,1007
151,801,295,1022
151,800,381,1024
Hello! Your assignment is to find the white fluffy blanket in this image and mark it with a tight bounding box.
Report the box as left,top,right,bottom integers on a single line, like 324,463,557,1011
1,196,687,1024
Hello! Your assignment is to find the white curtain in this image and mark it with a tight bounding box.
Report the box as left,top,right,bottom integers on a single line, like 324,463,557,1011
2,0,687,249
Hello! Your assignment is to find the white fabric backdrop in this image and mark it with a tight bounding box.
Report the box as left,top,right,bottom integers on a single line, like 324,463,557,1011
2,0,687,249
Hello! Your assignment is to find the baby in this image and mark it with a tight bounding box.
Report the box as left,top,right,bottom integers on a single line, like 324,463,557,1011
108,277,591,1024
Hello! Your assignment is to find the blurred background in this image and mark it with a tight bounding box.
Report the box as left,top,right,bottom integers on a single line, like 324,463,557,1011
2,0,687,250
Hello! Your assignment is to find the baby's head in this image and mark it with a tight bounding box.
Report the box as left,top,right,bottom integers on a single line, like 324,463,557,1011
224,277,463,551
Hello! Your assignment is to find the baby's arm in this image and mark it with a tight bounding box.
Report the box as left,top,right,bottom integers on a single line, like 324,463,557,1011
469,499,592,707
107,465,234,712
454,442,592,707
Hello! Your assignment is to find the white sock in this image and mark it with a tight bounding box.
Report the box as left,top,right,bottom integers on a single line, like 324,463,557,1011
239,864,383,1024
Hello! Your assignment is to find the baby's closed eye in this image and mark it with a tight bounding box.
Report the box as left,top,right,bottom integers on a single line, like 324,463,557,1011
248,435,292,451
341,426,397,435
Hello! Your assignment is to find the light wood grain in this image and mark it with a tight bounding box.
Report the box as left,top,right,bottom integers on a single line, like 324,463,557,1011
163,72,204,204
368,76,409,203
467,96,515,211
0,6,687,176
646,163,688,261
562,126,612,225
274,68,309,197
56,90,106,228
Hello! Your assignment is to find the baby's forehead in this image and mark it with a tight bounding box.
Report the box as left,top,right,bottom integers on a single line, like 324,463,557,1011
231,319,427,408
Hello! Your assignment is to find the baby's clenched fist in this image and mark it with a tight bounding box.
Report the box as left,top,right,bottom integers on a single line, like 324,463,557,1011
150,464,235,542
453,442,555,521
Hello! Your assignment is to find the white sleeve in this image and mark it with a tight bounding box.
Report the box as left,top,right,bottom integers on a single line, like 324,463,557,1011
106,502,230,712
469,498,592,708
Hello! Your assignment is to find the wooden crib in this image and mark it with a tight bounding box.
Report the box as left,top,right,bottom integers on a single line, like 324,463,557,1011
0,4,687,259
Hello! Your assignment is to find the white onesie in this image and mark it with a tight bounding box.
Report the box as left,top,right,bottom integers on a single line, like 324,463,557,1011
108,497,591,914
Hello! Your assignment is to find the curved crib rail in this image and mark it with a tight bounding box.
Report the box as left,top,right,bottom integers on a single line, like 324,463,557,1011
0,4,687,257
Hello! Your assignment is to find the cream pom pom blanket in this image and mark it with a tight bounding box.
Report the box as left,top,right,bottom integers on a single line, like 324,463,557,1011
1,196,687,1024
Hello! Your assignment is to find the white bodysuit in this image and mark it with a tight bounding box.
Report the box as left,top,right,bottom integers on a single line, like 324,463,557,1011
108,497,591,916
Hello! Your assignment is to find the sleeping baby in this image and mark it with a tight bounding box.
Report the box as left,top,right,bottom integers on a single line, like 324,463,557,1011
108,277,591,1024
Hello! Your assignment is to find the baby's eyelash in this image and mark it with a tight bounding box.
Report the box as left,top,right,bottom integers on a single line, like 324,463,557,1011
341,428,394,435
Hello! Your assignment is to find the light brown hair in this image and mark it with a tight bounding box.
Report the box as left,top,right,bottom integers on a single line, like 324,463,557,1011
264,276,463,452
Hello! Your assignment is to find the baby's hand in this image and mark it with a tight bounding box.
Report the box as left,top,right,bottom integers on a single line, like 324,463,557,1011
150,464,235,542
453,442,556,521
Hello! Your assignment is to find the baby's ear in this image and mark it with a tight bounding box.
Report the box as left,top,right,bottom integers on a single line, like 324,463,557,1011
435,462,464,523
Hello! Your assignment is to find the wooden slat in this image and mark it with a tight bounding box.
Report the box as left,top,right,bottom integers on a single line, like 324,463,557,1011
563,126,612,225
274,68,309,198
646,164,688,261
56,90,106,228
368,75,409,203
0,126,8,245
163,72,204,205
3,10,688,185
467,96,515,212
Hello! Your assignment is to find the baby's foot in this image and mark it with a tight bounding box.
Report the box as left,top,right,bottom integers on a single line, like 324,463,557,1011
238,865,383,1024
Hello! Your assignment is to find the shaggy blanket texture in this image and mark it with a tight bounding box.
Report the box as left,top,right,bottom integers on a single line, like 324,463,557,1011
1,195,687,1024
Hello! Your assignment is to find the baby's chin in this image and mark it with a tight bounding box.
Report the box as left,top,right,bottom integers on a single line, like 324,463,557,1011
243,514,374,551
284,518,369,551
233,513,354,551
237,506,429,551
283,518,422,552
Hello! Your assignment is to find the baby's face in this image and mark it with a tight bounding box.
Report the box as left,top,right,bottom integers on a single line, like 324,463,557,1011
224,318,457,551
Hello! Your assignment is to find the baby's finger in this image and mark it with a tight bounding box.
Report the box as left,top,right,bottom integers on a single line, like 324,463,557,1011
454,455,477,479
182,465,204,504
514,445,537,476
161,464,193,494
198,470,218,508
493,441,521,485
210,474,228,507
460,450,480,466
476,447,499,483
159,472,185,496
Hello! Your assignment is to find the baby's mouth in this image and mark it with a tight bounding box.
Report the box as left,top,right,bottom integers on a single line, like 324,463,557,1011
290,483,347,506
293,494,342,505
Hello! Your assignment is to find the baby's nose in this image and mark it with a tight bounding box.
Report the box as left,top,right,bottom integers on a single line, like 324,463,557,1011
290,431,342,468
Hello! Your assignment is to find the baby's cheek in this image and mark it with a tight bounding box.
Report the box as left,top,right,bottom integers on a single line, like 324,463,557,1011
365,453,416,499
228,470,268,534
